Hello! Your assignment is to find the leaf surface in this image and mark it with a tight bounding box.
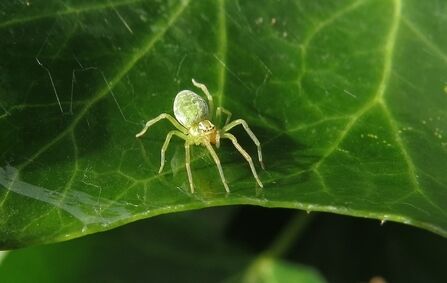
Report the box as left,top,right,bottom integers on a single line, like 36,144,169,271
1,0,447,247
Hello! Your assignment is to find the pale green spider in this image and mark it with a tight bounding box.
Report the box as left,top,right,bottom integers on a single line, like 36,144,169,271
136,79,264,193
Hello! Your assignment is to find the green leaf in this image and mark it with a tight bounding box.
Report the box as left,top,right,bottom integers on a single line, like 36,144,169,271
0,208,328,283
0,208,445,282
1,0,447,248
238,258,326,283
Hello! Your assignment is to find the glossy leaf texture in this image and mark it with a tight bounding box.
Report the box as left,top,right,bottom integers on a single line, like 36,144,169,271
1,0,447,248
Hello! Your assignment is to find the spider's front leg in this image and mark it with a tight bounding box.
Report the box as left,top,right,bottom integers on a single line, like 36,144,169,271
216,107,232,127
222,133,263,188
223,119,265,169
204,142,230,193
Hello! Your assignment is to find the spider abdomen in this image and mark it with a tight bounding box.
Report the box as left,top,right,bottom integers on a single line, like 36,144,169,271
173,90,209,128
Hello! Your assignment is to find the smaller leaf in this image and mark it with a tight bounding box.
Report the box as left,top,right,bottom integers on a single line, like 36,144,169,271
238,256,327,283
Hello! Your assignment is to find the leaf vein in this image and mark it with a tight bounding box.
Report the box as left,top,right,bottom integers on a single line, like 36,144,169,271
0,0,144,29
380,103,447,217
313,0,402,170
0,0,191,207
403,17,447,63
216,0,228,108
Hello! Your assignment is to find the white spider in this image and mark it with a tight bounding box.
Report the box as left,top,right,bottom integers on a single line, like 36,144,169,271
136,79,264,193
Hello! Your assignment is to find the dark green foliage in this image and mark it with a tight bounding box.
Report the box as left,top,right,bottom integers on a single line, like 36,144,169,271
0,0,446,250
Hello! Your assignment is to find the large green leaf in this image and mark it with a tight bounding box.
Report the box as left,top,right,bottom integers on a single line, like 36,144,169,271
1,0,447,248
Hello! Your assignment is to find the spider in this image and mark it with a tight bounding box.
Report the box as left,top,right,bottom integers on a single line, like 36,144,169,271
136,79,264,193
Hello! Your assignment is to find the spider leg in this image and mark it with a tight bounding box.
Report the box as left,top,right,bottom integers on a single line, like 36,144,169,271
223,119,265,169
185,141,194,193
204,142,230,193
159,130,188,173
216,107,232,127
192,79,214,118
136,113,187,138
222,133,263,188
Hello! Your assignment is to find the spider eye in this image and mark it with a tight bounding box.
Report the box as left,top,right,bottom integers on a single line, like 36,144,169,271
198,120,215,132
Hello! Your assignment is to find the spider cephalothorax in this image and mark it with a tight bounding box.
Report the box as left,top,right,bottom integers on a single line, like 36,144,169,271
189,120,219,145
136,79,264,193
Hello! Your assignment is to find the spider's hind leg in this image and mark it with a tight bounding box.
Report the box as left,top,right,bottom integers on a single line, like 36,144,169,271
159,130,188,173
192,79,214,118
185,141,195,193
136,113,186,138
